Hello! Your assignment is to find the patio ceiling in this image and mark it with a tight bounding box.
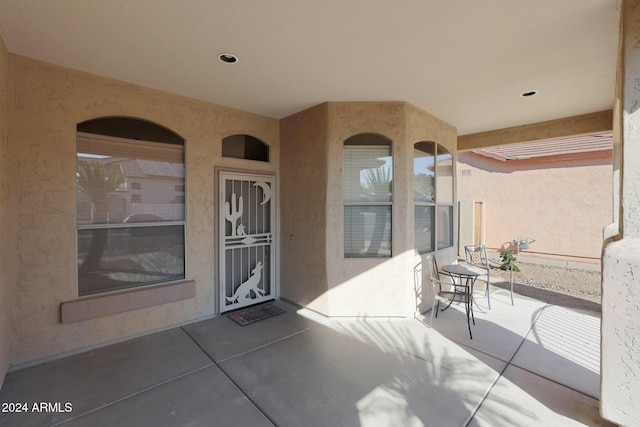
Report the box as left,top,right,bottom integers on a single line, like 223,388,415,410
0,0,619,135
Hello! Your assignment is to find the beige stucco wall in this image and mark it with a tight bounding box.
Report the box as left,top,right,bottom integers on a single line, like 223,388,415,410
280,102,457,317
7,55,279,367
0,32,15,384
457,152,612,259
280,104,329,311
601,0,640,425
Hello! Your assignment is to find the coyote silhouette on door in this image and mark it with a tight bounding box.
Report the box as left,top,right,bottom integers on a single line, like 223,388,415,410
226,261,264,304
220,172,274,312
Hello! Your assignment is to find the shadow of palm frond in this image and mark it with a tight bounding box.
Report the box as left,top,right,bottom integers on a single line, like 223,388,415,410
328,319,537,426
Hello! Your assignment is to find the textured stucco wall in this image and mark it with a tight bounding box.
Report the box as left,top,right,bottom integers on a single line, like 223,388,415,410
457,152,612,259
0,32,15,386
8,55,279,367
280,104,329,312
601,1,640,425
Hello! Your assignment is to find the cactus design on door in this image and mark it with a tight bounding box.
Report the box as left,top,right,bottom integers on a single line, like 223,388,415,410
220,172,275,312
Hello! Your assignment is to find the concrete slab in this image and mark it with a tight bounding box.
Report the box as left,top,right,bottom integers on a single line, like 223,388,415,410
0,298,606,426
469,365,615,427
0,329,212,427
511,304,601,398
62,366,273,427
220,322,504,427
182,300,325,362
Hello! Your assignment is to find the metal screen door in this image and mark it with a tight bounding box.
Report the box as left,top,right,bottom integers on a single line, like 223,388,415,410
220,172,275,312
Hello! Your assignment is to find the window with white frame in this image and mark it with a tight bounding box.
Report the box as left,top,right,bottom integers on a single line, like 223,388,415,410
343,134,393,258
76,119,185,296
414,141,453,253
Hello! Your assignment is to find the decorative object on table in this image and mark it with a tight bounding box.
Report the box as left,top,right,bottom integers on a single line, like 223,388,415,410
227,303,285,326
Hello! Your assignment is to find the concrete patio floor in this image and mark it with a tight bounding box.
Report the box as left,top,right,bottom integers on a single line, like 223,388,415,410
0,291,614,426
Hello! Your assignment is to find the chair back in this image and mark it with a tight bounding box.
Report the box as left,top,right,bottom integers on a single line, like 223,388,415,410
426,255,440,281
465,244,488,268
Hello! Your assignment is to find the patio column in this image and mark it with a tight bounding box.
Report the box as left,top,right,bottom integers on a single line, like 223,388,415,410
601,1,640,425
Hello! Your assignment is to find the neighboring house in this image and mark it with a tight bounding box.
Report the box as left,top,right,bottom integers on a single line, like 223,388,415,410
457,134,613,260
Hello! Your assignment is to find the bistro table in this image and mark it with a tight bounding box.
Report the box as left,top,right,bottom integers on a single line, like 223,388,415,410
440,264,480,338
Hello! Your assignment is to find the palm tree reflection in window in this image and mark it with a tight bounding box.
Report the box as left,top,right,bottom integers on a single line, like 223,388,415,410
362,165,392,256
77,160,127,272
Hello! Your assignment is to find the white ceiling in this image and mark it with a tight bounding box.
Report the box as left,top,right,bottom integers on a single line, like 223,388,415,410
0,0,620,135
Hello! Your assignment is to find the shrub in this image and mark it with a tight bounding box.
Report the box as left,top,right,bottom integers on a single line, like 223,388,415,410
499,249,521,272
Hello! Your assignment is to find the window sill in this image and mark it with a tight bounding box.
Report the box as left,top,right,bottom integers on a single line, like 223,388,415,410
60,280,196,324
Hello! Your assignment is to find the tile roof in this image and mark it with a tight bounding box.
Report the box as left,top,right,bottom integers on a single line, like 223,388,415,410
472,132,613,161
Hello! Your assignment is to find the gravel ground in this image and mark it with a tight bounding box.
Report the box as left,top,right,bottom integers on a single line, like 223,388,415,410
488,262,602,312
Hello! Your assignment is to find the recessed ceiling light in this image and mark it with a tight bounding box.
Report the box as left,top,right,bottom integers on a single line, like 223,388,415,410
521,90,538,97
218,53,238,64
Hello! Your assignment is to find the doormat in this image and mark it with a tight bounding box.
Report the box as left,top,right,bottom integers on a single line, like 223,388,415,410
227,303,286,326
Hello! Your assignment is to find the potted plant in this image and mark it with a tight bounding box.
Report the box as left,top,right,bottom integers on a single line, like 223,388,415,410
499,249,520,272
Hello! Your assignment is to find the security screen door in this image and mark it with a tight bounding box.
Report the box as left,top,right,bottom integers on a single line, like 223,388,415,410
220,172,275,312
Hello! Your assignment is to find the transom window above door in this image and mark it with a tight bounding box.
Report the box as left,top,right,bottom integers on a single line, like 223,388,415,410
222,134,269,162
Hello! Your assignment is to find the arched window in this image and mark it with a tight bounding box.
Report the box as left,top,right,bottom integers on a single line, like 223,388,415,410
76,117,185,296
343,133,393,258
414,142,453,253
222,134,269,162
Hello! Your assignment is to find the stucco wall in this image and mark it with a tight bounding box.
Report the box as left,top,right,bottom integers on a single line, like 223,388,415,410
601,1,640,425
457,152,612,259
280,104,329,311
0,32,14,385
8,55,279,367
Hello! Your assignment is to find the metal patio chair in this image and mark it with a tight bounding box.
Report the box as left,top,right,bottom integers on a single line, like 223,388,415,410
427,255,475,338
464,244,513,308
